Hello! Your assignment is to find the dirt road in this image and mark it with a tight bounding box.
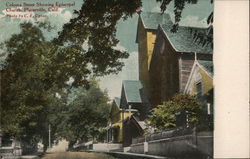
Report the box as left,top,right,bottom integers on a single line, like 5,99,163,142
41,152,117,159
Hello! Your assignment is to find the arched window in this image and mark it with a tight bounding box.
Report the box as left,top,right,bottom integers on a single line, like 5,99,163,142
160,39,165,54
196,72,203,99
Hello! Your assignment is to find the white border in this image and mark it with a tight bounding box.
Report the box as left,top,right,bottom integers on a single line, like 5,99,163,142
214,1,249,158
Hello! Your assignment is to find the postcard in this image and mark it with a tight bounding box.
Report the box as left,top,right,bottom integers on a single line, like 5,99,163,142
1,0,248,159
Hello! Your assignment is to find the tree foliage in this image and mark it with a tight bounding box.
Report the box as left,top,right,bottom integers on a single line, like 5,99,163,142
0,23,65,152
1,23,52,135
53,0,142,77
50,82,110,148
149,94,202,130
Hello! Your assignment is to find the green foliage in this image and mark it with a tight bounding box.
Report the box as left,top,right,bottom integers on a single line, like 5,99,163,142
0,23,66,152
1,23,53,136
50,81,111,146
149,94,202,130
0,0,142,147
53,0,142,77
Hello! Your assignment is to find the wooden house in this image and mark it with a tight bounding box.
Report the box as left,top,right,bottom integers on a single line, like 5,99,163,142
135,12,173,97
107,80,150,144
148,22,213,107
120,80,150,120
123,115,146,147
107,97,137,143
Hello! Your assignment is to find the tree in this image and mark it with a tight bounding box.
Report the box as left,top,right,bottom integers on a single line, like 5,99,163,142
149,94,202,130
0,22,64,152
0,19,126,143
51,81,110,149
53,0,142,79
1,23,50,135
0,2,142,148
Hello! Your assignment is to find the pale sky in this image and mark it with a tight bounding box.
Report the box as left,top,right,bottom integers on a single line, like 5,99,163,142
0,0,213,99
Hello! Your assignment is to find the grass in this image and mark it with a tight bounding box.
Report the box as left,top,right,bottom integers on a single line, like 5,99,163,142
41,152,117,159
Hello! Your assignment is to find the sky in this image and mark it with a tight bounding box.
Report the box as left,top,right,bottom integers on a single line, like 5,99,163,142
0,0,213,99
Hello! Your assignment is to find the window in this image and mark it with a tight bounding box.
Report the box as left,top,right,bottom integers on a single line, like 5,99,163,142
195,72,203,100
196,82,202,100
160,40,165,54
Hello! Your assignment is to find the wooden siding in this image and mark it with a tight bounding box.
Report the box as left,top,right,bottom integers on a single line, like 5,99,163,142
179,57,195,91
137,17,157,97
149,32,179,107
147,31,156,70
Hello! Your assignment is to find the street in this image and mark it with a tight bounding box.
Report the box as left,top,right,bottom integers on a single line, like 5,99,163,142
41,152,117,159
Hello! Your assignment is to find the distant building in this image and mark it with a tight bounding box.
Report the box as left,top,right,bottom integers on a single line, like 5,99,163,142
107,97,137,143
107,80,150,145
120,80,150,120
119,80,150,147
0,134,22,158
123,115,146,147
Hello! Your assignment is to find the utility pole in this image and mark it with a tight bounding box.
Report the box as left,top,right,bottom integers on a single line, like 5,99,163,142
0,111,2,148
49,124,51,149
122,108,125,147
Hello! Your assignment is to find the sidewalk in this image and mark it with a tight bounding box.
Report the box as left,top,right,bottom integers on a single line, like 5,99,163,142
89,150,168,159
21,152,43,159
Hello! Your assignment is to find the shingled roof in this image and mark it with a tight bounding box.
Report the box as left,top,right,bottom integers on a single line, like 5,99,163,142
161,24,213,54
137,12,212,54
198,60,213,75
136,12,173,43
122,80,143,103
140,12,172,29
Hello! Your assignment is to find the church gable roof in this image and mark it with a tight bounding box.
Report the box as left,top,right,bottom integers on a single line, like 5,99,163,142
136,12,173,43
122,80,143,103
184,59,213,94
161,24,213,54
140,12,172,30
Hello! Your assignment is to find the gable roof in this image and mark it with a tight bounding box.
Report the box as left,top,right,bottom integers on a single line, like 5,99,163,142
184,59,213,94
197,60,213,75
113,97,121,108
136,11,213,54
124,115,145,133
161,24,213,54
140,12,172,30
136,12,172,43
122,80,143,103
